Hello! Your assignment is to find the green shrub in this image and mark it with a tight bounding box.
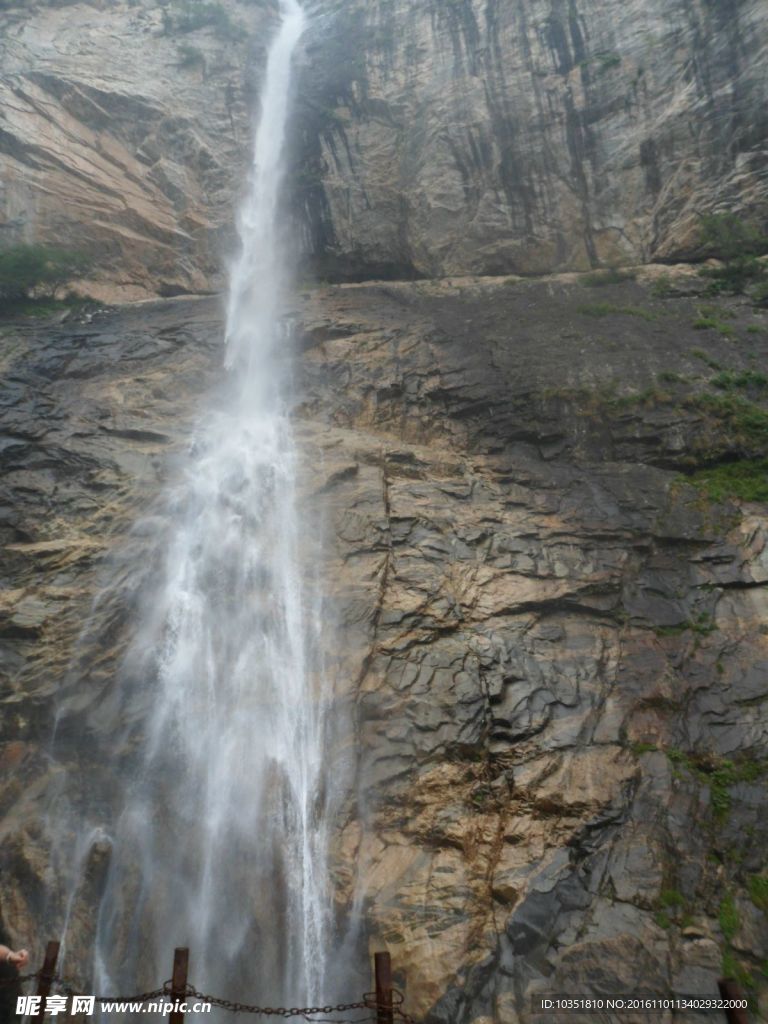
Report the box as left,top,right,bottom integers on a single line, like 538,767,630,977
659,889,685,909
665,750,767,821
651,274,674,297
705,262,764,295
0,244,90,305
692,315,735,336
698,213,768,295
710,370,768,392
700,213,767,263
631,742,658,755
687,460,768,503
177,43,206,69
690,392,768,446
654,614,715,638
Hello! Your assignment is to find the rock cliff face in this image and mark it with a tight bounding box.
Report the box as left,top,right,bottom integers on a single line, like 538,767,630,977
1,0,768,1021
298,0,768,279
2,0,767,296
1,273,767,1019
299,273,768,1020
0,0,276,300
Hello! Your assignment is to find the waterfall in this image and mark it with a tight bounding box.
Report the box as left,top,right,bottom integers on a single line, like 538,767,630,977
63,0,338,1009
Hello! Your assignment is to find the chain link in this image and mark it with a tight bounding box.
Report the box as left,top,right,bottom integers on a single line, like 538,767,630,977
6,971,420,1022
0,972,37,988
46,973,169,1004
183,984,371,1016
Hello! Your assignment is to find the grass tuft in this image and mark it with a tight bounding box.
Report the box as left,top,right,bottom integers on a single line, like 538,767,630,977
689,348,723,370
693,316,735,337
747,875,768,912
631,742,659,755
710,370,768,392
665,750,767,822
687,392,768,446
719,894,739,941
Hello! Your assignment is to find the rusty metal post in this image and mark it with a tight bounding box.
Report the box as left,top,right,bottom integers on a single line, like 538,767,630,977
718,978,749,1024
32,941,60,1021
374,952,393,1024
170,947,189,1024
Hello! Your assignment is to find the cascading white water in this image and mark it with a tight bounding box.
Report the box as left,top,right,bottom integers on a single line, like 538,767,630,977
75,0,338,1010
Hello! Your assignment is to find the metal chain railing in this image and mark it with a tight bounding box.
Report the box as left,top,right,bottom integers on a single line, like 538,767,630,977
0,973,37,987
181,984,370,1017
1,969,419,1023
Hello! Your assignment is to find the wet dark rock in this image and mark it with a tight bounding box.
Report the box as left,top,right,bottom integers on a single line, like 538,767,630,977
0,272,767,1017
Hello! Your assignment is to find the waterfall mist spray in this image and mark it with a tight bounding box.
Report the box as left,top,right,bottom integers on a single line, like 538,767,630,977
53,0,345,1011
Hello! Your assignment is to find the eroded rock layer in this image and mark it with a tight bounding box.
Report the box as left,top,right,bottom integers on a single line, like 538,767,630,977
0,0,276,300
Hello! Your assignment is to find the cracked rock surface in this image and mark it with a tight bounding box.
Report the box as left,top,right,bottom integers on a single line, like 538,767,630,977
0,273,766,1020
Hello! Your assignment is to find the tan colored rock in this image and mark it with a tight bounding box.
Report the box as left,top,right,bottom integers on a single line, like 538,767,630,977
1,276,768,1019
0,0,277,298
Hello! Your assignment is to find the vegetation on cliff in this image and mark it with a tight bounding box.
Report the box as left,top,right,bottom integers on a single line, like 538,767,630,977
698,213,768,302
0,244,90,315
